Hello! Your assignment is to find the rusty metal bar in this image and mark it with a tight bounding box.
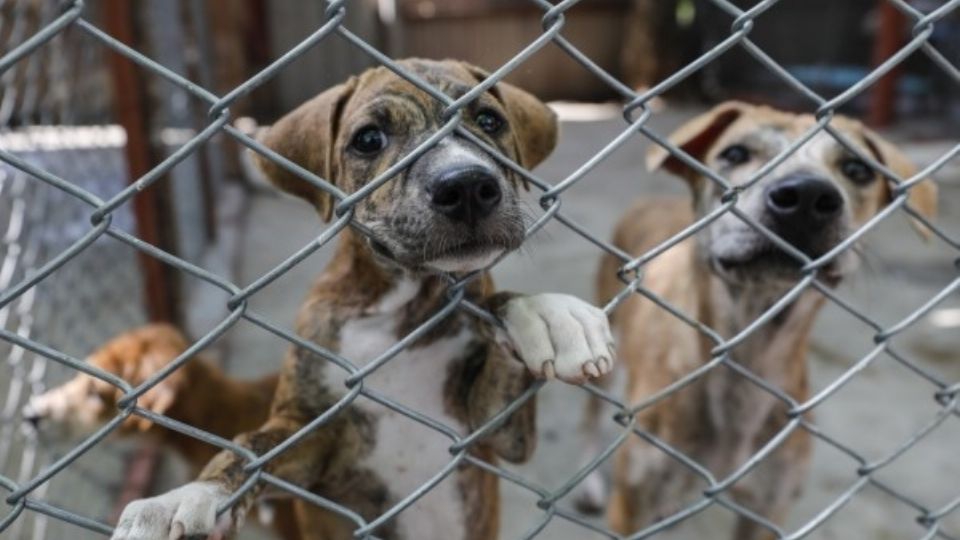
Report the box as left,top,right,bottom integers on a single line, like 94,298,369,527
869,1,905,127
103,0,178,323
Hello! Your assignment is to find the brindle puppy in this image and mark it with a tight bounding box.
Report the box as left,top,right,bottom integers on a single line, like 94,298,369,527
111,59,615,540
578,102,937,539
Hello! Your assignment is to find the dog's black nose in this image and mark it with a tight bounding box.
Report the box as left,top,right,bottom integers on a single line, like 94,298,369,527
765,175,843,228
428,167,502,224
23,410,42,429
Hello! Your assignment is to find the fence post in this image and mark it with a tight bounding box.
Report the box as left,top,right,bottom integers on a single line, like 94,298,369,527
869,1,905,127
103,0,179,323
101,0,171,521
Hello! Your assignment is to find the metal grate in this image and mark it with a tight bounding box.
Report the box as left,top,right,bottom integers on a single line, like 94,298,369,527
1,0,959,539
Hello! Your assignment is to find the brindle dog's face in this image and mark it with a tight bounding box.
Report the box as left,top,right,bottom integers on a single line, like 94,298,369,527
648,102,938,287
256,59,558,273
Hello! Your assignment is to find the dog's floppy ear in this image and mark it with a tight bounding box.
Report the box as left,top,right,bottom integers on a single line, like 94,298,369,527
860,127,938,239
460,62,558,170
254,77,358,221
646,101,751,179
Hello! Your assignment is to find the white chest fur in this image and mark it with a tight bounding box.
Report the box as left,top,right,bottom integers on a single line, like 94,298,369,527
335,281,471,540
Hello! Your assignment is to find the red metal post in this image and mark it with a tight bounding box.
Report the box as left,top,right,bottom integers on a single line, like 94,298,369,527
102,0,172,518
869,1,906,127
103,0,178,323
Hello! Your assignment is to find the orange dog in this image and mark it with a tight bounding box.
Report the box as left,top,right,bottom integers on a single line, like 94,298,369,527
23,324,298,539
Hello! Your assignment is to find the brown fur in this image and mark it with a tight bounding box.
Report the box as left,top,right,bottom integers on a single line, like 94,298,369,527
191,59,557,539
590,102,938,539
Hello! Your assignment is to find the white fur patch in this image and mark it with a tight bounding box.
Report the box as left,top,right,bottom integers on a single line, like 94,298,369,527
111,481,231,540
501,293,615,384
24,371,105,437
622,443,669,488
370,277,421,313
576,467,608,512
335,284,472,540
426,249,503,273
430,138,491,171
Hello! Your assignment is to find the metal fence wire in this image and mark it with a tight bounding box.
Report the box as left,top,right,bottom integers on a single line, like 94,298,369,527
1,0,960,539
1,1,148,538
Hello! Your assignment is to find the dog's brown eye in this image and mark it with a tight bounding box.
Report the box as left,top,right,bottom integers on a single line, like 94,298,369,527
350,126,387,155
719,144,751,165
475,109,505,135
840,158,874,185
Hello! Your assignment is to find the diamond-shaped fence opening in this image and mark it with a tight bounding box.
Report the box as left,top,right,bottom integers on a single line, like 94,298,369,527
1,0,958,539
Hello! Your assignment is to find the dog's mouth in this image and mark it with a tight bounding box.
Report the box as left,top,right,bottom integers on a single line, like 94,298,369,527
368,238,398,260
431,238,504,259
368,235,516,273
713,242,843,285
424,240,507,273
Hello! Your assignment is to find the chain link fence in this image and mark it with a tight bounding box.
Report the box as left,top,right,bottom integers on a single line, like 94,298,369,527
1,1,148,538
1,0,959,539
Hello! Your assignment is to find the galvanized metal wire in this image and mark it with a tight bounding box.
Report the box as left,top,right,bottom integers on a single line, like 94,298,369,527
1,0,959,539
1,2,147,537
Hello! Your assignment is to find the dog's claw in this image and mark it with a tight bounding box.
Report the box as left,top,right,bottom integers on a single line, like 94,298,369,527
112,481,229,540
501,293,615,384
594,357,608,376
605,355,615,373
543,361,556,380
584,361,600,378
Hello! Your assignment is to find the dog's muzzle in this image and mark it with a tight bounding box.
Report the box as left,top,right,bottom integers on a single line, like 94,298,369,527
22,402,43,429
426,166,502,226
370,142,523,272
764,174,843,255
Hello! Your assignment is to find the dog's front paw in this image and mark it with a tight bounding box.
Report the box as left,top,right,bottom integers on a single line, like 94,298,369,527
500,293,615,384
112,481,232,540
572,468,608,515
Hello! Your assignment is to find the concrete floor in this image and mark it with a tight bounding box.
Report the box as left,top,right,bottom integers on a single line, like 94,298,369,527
209,105,958,539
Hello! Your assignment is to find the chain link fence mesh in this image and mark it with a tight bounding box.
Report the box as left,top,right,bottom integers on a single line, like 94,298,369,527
1,0,959,539
1,1,148,538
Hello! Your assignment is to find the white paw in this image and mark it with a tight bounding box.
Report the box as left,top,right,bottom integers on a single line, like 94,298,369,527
22,383,75,425
21,396,46,423
573,469,608,516
111,481,232,540
500,293,615,384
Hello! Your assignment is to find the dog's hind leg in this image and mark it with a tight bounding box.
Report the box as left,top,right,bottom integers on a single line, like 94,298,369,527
606,469,670,536
607,474,643,535
729,426,811,540
604,434,675,535
571,366,622,515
